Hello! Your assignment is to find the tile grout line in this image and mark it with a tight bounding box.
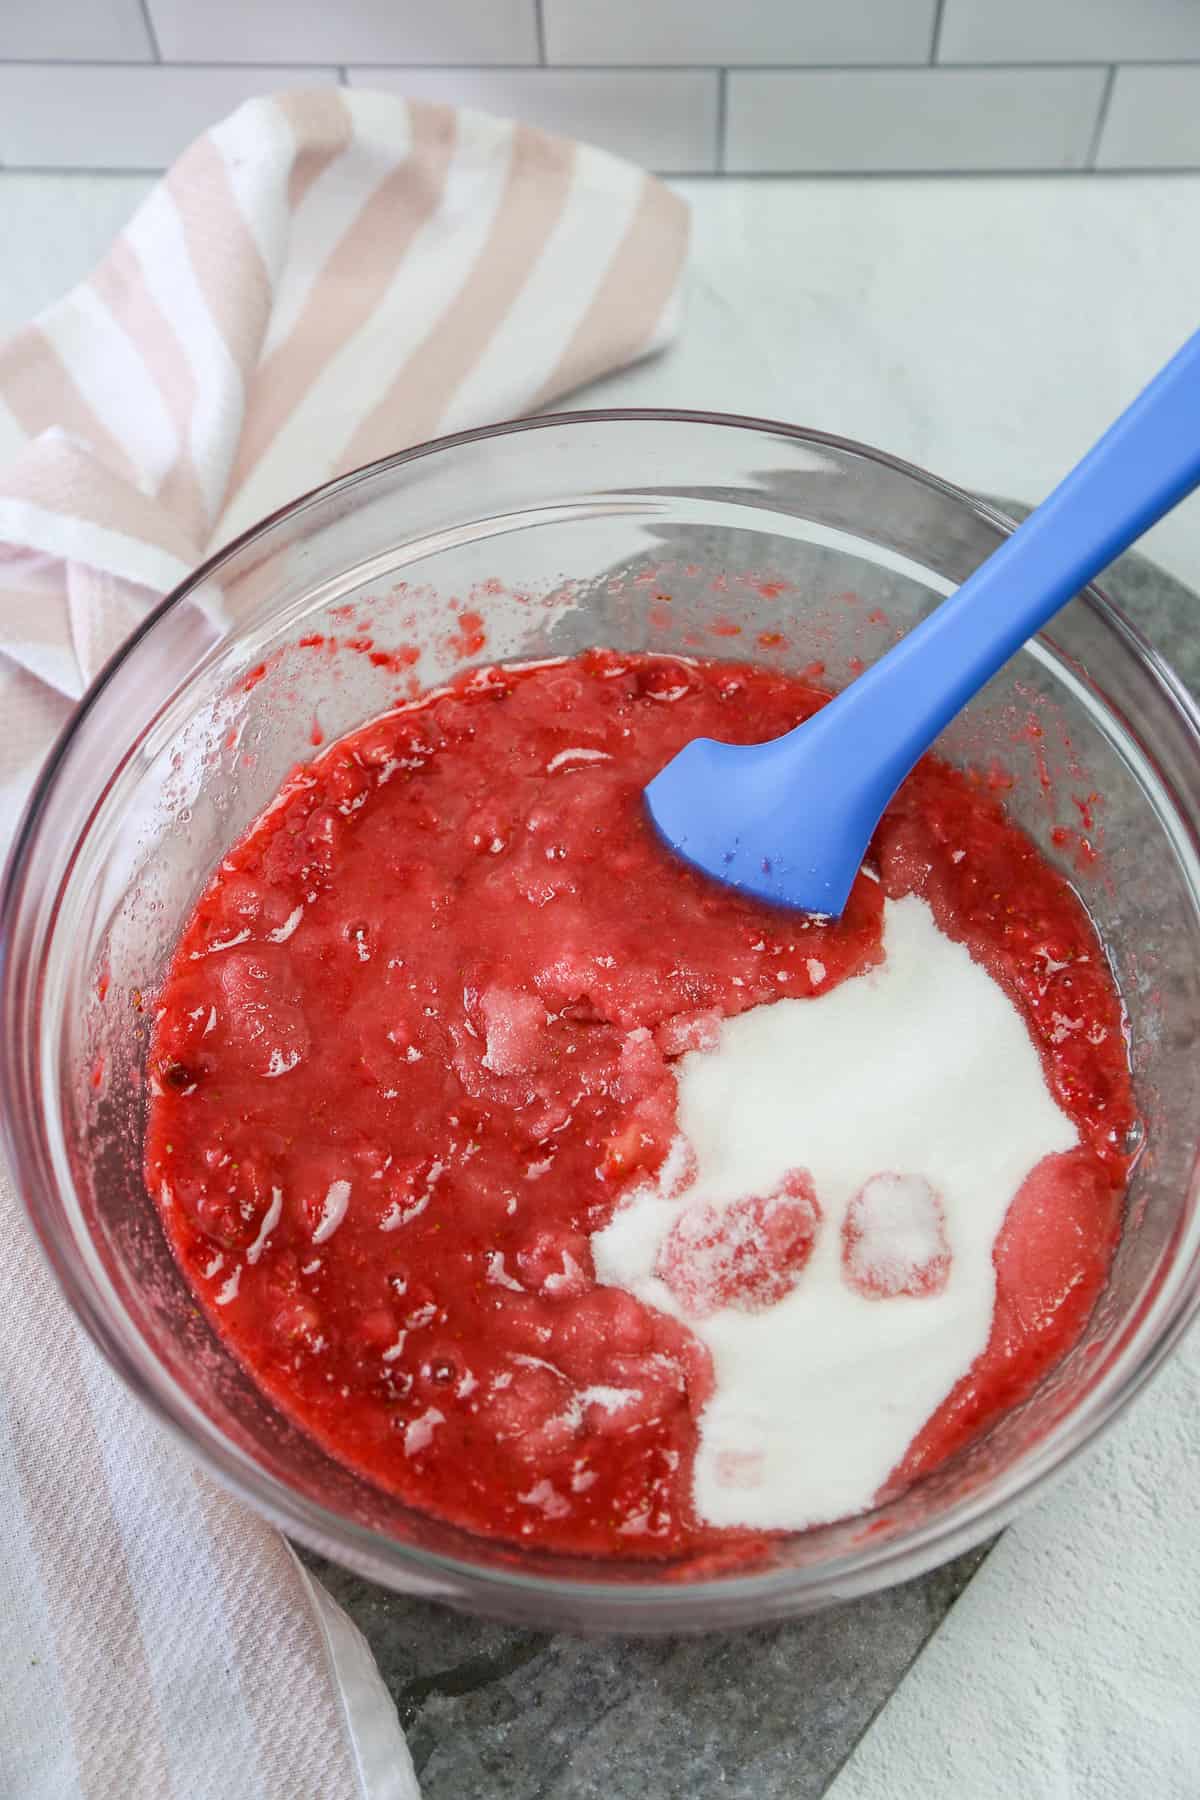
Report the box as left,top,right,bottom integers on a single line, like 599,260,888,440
715,66,728,174
135,0,162,62
4,57,1200,73
928,0,948,65
534,0,547,66
1087,65,1118,168
6,162,1200,182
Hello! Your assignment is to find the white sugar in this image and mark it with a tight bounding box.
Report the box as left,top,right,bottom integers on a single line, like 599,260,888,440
592,895,1077,1532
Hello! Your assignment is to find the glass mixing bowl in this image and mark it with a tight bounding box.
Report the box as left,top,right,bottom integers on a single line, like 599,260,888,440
4,410,1200,1632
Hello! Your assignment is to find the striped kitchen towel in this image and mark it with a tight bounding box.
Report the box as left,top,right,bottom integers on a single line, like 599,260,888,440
0,88,688,1799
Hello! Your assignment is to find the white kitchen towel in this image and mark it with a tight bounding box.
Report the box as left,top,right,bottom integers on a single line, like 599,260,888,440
0,83,687,840
0,87,688,1799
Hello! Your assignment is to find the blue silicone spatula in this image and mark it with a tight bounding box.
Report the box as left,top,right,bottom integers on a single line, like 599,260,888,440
646,327,1200,917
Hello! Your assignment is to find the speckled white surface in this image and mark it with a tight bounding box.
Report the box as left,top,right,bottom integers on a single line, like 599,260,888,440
4,163,1200,1792
584,173,1200,597
830,1332,1200,1799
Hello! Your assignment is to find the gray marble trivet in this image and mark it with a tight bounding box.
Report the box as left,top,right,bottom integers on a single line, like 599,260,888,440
296,516,1200,1800
302,1541,991,1799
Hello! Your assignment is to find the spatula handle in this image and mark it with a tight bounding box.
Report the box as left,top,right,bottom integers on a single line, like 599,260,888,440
817,324,1200,811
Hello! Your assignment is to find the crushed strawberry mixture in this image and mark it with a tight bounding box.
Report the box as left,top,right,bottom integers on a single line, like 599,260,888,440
657,1174,822,1317
145,650,1136,1559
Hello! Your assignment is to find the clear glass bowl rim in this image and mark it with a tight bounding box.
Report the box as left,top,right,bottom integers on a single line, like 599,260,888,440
5,405,1200,1618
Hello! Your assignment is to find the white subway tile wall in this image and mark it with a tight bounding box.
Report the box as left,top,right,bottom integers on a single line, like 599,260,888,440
937,0,1200,66
0,0,1198,173
3,0,152,62
349,68,719,172
146,0,539,67
726,67,1108,174
0,64,338,169
541,0,938,67
1096,64,1200,169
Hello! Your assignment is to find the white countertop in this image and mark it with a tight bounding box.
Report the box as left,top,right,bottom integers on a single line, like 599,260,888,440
4,165,1199,1796
5,168,1200,589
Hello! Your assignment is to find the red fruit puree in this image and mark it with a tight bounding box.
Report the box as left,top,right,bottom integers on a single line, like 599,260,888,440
145,651,1136,1559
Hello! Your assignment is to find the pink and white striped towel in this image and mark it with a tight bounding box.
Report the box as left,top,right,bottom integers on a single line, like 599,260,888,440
0,88,688,1798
